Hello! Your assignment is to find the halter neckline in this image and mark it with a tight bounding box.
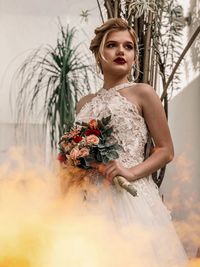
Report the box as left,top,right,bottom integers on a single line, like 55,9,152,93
102,82,135,91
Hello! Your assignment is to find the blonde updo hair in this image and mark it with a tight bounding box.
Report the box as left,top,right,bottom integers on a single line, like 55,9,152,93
89,18,139,77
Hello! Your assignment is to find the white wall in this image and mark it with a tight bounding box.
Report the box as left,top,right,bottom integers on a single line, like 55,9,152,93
160,75,200,256
0,1,102,165
0,0,101,123
0,0,102,173
0,123,47,165
161,74,200,208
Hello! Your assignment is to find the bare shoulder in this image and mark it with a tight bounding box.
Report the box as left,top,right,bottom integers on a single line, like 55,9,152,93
76,93,97,114
121,83,158,115
131,83,157,98
130,83,160,106
132,83,165,121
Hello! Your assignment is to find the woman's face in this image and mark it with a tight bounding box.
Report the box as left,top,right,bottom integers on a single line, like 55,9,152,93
99,30,135,77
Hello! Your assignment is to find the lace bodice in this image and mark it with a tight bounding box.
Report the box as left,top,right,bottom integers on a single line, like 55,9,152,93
76,83,148,168
75,83,167,210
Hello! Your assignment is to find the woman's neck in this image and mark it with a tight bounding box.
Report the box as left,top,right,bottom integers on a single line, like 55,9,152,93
103,76,129,90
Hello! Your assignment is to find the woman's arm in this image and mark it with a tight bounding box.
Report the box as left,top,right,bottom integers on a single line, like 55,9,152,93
128,83,174,181
102,84,174,183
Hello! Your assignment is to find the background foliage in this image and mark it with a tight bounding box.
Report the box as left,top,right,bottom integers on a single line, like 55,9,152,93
15,25,94,148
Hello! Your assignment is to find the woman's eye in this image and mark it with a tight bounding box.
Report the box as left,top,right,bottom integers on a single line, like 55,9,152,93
125,44,133,50
106,43,115,48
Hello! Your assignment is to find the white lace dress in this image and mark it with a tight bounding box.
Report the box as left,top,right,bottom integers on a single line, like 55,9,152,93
64,84,188,267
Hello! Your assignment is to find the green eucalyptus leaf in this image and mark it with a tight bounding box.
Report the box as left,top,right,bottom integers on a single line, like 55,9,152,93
102,115,111,126
102,156,109,164
84,156,94,163
104,127,113,136
107,150,119,160
96,152,103,162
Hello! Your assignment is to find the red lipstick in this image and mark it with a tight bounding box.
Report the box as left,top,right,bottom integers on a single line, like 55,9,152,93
114,57,126,64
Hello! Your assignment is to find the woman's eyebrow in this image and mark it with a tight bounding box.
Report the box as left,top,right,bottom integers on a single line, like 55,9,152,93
105,40,116,43
105,40,134,44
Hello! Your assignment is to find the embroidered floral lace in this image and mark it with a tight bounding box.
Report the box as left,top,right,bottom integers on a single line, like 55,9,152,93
76,86,148,168
75,84,163,204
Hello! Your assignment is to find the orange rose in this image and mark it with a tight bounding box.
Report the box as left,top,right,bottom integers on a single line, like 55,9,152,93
70,148,80,160
89,119,98,129
86,134,99,145
79,147,90,157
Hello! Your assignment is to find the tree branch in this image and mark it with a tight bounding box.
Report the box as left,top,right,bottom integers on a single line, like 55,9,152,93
143,11,153,83
104,0,114,18
97,0,104,23
114,0,119,18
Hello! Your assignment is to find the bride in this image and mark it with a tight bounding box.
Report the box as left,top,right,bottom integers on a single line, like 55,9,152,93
61,18,188,267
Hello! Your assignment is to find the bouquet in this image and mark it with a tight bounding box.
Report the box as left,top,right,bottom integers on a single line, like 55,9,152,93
58,116,137,197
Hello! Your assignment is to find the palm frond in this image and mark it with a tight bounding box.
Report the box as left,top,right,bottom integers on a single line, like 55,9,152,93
14,24,95,148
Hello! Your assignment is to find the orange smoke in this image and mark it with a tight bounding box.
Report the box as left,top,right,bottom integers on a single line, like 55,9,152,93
162,152,200,261
0,147,199,266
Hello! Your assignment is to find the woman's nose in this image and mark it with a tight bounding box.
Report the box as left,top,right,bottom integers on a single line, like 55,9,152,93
116,45,125,55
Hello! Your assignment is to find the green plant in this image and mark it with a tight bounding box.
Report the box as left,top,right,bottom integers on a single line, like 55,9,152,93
15,24,94,148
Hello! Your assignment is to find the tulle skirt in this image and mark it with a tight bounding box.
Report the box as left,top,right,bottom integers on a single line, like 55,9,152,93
59,170,188,267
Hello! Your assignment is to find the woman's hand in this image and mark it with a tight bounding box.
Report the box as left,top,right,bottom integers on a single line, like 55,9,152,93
90,160,135,183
